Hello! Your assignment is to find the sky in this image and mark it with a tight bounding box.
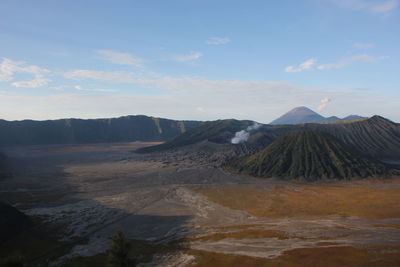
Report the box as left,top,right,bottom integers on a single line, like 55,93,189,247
0,0,399,123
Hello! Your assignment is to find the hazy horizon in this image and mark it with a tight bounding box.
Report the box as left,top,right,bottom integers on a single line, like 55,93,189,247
0,105,397,125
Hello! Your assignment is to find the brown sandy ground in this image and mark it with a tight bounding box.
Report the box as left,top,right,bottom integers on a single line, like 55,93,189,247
0,143,399,266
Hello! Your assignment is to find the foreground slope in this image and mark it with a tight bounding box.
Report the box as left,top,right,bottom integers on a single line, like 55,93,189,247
233,130,389,181
0,115,202,146
0,202,32,242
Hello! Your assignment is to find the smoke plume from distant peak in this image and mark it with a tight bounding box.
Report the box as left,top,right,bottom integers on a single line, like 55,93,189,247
317,97,331,111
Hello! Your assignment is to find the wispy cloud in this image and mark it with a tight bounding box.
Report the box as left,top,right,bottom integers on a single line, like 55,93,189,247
317,97,331,111
173,52,203,62
353,42,375,49
64,69,313,96
327,0,398,15
0,58,50,88
74,85,117,92
370,0,398,13
316,54,380,70
47,50,71,57
50,85,68,91
285,58,317,73
206,37,231,45
285,54,382,72
96,50,144,67
64,70,137,83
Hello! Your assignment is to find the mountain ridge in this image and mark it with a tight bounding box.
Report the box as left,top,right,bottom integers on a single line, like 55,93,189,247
0,115,203,146
270,106,366,125
140,115,400,161
232,130,390,181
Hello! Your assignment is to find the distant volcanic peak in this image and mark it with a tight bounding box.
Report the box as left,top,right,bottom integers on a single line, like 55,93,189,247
287,106,319,115
270,106,324,125
271,106,368,125
234,130,388,181
327,116,340,120
342,115,366,121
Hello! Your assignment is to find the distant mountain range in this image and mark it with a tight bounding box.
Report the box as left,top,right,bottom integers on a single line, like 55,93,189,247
140,115,400,159
270,106,365,125
140,112,400,180
0,115,202,146
0,108,398,180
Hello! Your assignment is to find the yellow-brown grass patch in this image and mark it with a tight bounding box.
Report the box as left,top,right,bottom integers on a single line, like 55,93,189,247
212,224,275,231
195,182,400,219
188,245,400,267
374,223,400,229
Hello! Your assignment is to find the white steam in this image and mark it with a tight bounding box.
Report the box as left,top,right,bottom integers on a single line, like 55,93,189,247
231,122,261,144
317,97,331,111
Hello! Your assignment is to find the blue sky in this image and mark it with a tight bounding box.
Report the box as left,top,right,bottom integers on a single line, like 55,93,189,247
0,0,399,123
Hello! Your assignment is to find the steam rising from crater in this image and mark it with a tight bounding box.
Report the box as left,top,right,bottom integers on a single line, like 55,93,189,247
231,122,261,144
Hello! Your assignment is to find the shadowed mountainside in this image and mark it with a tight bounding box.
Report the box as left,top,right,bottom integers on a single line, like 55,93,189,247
309,116,400,159
0,202,33,242
0,115,202,146
232,130,389,181
137,119,256,153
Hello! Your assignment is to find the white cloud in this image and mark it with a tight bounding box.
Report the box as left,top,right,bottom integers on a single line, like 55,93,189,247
74,85,117,92
370,0,398,13
206,37,231,45
96,50,144,67
285,54,382,72
64,69,302,95
353,42,375,49
64,70,137,83
0,58,50,88
0,58,17,82
317,97,331,111
51,85,68,91
285,58,317,73
173,52,203,62
328,0,398,15
11,78,49,88
316,54,379,70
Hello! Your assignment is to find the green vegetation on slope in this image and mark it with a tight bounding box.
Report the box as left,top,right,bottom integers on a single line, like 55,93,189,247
233,130,389,181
